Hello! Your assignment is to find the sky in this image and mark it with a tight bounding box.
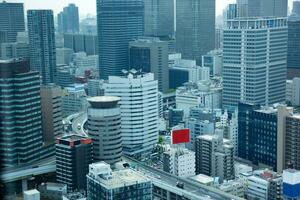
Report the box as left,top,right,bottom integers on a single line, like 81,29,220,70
7,0,294,17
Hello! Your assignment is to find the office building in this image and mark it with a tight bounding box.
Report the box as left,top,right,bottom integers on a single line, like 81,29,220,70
87,79,104,97
195,130,234,182
163,147,195,178
169,58,211,89
236,0,288,17
0,42,29,60
287,15,300,78
63,33,98,55
61,84,87,117
129,37,169,93
24,189,40,200
176,0,215,64
245,169,282,200
202,49,223,76
0,2,25,43
73,52,99,77
283,169,300,200
27,10,57,84
176,80,223,118
105,72,158,157
97,0,144,79
225,4,238,20
168,108,184,128
87,162,152,200
56,65,74,88
218,180,245,198
286,78,300,106
80,16,97,35
87,96,122,165
56,48,73,66
144,0,174,37
38,182,67,200
56,135,92,191
223,18,287,110
40,85,63,144
57,4,79,33
293,1,300,15
0,59,43,167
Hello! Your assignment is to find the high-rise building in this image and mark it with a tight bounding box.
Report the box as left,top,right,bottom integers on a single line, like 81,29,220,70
195,130,234,183
0,2,25,43
27,10,57,84
236,0,288,17
57,4,79,33
0,59,43,167
163,147,195,178
144,0,174,37
176,0,215,64
129,37,169,93
87,96,122,165
225,4,238,20
87,162,152,200
0,42,29,60
56,135,92,191
97,0,144,79
287,15,300,79
293,1,300,15
283,169,300,200
40,84,63,144
63,33,98,55
105,72,158,157
223,18,287,110
202,49,223,76
168,107,184,128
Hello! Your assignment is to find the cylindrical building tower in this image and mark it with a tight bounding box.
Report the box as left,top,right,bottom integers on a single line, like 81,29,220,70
87,96,122,165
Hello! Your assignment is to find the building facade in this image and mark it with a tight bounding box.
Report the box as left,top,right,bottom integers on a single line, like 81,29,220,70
223,18,287,110
176,0,215,64
105,72,159,157
87,96,122,165
0,59,43,167
287,15,300,78
56,135,92,191
57,4,79,33
27,10,57,84
63,33,98,55
97,0,144,79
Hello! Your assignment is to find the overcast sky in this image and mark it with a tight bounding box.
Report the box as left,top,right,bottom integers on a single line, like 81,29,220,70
7,0,294,17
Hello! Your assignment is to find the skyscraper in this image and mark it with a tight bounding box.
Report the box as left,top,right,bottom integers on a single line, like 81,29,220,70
144,0,174,37
27,10,57,84
176,0,215,64
0,2,25,43
236,0,288,17
287,14,300,78
57,4,79,33
105,72,159,157
129,37,169,93
97,0,144,79
293,1,300,15
87,96,122,165
0,59,43,168
223,18,287,110
56,135,92,191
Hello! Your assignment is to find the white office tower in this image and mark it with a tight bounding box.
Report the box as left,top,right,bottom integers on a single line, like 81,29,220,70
195,129,234,183
163,147,196,178
176,79,222,118
223,18,287,111
105,72,159,157
24,189,40,200
87,96,122,165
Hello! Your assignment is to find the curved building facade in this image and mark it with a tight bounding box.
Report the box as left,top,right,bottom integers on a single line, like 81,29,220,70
87,96,122,165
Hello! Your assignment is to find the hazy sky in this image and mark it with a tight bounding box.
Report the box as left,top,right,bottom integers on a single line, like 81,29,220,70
7,0,294,17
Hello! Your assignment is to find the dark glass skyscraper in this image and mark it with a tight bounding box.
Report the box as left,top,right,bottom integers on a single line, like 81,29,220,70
176,0,215,64
96,0,144,79
0,2,25,43
27,10,57,85
0,59,43,168
287,15,300,70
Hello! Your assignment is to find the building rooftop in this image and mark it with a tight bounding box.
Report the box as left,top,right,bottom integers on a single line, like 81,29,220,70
88,162,150,190
88,96,120,108
24,189,40,195
190,174,214,185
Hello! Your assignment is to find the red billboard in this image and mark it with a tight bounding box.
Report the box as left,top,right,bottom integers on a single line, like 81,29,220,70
172,129,190,144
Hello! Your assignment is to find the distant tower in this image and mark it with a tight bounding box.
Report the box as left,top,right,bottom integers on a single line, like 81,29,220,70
0,2,25,43
57,4,79,33
96,0,144,79
176,0,215,64
27,10,57,84
87,96,122,165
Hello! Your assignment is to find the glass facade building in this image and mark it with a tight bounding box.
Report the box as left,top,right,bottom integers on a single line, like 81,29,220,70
96,0,144,79
27,10,57,85
0,59,43,168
